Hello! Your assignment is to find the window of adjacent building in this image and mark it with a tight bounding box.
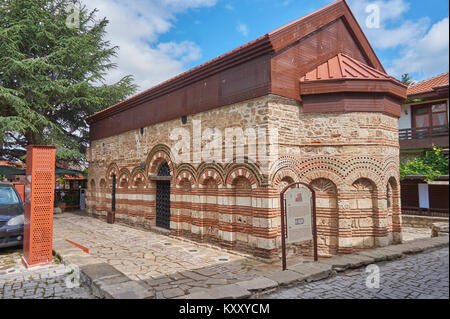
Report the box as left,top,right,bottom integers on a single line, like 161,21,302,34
432,103,447,126
413,101,448,128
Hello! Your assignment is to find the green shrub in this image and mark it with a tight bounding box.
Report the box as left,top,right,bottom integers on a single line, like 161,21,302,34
62,192,80,206
400,147,449,181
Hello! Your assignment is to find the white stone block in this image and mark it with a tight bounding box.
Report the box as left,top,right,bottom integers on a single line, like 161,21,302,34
236,196,251,207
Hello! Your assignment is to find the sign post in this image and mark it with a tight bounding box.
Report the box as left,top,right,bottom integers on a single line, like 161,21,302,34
22,145,56,268
280,182,318,270
108,174,116,224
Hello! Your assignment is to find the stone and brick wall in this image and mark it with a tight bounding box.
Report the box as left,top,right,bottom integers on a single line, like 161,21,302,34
87,94,402,259
402,215,449,229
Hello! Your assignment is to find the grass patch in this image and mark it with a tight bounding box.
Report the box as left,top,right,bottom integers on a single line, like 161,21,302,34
54,255,62,264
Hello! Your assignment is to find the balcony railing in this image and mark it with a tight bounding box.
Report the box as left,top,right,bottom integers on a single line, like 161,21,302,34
402,206,449,218
399,125,449,141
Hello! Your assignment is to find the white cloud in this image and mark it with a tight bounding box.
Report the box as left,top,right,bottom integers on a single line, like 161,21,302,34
348,0,410,24
236,23,249,37
83,0,218,90
224,4,234,10
365,18,430,50
347,0,426,50
157,41,202,64
347,0,449,79
388,17,449,78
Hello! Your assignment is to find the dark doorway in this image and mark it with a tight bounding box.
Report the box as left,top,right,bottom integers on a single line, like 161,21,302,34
156,163,171,229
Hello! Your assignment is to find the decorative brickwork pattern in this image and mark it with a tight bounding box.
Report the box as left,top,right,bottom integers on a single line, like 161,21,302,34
87,94,401,259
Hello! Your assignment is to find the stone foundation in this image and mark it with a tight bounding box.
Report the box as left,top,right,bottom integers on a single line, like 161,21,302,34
402,215,449,229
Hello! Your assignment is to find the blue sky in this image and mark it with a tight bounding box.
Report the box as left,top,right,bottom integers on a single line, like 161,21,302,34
85,0,449,90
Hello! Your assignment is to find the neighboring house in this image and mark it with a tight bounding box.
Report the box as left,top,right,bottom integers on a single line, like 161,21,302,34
398,73,449,216
86,0,407,259
399,72,449,162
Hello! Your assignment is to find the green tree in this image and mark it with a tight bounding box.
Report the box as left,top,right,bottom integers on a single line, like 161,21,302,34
0,0,137,165
400,147,449,181
401,73,415,86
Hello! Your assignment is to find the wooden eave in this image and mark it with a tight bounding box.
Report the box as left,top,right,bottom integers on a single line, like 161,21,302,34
299,53,407,100
86,35,273,124
300,78,407,100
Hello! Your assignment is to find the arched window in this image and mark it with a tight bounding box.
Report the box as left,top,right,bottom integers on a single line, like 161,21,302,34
310,178,338,256
156,162,171,230
278,176,294,193
231,176,252,244
351,178,377,249
387,183,393,209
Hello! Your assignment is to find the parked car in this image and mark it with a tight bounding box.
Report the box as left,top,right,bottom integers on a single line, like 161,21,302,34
0,182,24,248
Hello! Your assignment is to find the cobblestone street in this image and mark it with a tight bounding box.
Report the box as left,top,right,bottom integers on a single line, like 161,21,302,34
0,248,94,299
261,247,449,299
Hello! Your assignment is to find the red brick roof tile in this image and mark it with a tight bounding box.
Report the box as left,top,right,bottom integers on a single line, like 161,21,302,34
407,72,449,97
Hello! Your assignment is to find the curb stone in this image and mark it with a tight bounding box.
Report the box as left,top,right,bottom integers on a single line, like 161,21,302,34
265,270,308,286
53,242,154,299
288,263,334,281
181,284,252,299
316,254,375,272
236,277,278,292
358,248,403,261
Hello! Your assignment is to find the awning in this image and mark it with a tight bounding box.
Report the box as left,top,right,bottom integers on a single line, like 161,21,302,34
0,165,26,175
0,165,83,177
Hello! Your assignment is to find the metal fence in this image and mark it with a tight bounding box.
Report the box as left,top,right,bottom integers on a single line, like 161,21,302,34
399,125,449,141
402,206,449,218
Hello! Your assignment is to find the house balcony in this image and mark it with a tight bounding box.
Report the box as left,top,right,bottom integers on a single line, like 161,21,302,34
399,125,449,149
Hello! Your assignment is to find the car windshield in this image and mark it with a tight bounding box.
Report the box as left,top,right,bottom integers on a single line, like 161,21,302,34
0,187,19,205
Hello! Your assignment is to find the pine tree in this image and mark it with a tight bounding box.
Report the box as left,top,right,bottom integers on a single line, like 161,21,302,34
0,0,137,165
401,73,415,86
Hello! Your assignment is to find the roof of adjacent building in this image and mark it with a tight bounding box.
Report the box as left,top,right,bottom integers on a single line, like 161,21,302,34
63,174,86,181
407,72,449,98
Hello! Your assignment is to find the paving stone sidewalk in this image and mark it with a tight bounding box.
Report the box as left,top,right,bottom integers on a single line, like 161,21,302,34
0,249,95,299
53,212,282,299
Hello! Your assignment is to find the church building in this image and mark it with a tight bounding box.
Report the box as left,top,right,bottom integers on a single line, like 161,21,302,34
86,0,407,259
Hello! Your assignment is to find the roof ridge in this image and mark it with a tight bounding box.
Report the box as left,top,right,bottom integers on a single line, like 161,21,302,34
87,34,271,120
87,0,389,125
301,52,391,81
97,1,346,114
339,53,387,77
268,0,344,36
